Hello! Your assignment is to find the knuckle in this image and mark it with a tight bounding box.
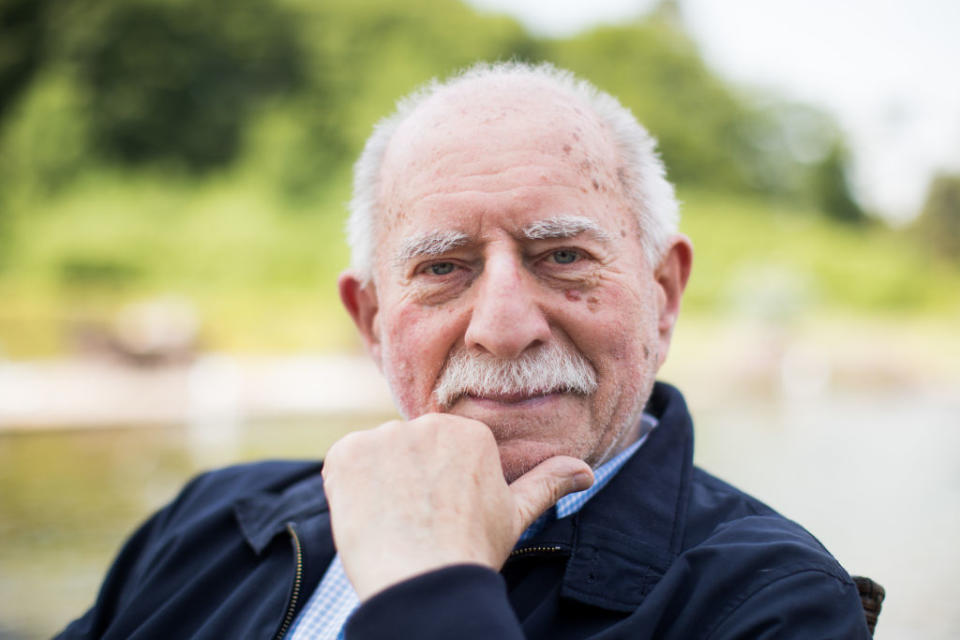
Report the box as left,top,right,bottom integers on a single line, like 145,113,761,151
409,413,453,440
325,431,363,463
410,412,444,430
372,419,405,439
463,419,497,447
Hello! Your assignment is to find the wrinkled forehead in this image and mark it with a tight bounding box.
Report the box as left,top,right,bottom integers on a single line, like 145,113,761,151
379,77,620,200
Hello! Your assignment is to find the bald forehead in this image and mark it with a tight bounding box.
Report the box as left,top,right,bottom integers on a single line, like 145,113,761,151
381,77,618,180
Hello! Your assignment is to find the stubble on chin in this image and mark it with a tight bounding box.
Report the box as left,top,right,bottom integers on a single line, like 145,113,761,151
490,419,598,483
496,443,554,484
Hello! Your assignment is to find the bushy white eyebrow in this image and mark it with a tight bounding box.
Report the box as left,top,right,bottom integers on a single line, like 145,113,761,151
522,216,612,242
395,230,471,265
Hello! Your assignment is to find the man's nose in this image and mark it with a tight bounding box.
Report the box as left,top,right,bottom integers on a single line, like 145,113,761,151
464,253,551,359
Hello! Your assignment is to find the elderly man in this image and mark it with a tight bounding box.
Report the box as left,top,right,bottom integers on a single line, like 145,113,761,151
58,63,871,639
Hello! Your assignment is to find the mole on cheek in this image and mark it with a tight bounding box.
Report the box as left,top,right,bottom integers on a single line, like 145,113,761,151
565,289,582,302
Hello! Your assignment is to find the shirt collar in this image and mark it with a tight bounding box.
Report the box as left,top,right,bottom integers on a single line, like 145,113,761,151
519,412,658,542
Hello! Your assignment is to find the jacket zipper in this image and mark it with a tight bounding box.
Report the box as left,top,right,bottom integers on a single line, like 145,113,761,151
509,544,565,559
273,522,304,640
271,535,560,637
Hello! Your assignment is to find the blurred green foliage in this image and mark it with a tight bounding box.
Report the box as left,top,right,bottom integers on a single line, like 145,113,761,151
81,0,306,170
678,189,957,314
914,173,960,260
810,143,866,225
0,0,955,356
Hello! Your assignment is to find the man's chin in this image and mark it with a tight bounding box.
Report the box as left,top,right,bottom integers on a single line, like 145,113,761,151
496,439,581,484
439,393,592,482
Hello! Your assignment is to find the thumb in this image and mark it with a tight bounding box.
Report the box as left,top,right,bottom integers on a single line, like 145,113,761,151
509,456,594,533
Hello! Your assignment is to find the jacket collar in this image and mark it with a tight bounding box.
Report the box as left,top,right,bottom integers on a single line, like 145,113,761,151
531,382,695,612
233,470,329,554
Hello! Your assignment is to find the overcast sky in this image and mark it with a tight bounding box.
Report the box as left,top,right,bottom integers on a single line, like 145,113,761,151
465,0,960,223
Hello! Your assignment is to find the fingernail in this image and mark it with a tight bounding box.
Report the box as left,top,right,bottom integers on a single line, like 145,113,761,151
571,470,594,492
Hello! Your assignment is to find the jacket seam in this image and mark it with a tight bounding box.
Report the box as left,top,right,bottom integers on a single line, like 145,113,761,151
702,566,854,640
668,430,692,555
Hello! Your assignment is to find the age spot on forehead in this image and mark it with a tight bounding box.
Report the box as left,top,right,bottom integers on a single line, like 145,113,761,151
383,206,408,233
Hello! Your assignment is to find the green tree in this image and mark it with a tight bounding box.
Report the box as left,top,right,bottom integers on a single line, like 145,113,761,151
76,0,306,171
542,18,821,199
0,0,49,122
811,143,866,224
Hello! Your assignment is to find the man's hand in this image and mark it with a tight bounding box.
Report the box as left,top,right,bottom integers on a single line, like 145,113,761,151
321,413,594,600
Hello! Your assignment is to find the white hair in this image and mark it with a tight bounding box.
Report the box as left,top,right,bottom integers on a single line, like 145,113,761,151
347,61,679,282
433,340,598,409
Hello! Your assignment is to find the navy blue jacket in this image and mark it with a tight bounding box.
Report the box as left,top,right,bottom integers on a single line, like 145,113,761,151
57,383,870,639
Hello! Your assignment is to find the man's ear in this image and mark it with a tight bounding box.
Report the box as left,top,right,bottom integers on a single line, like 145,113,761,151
654,234,693,360
339,271,382,368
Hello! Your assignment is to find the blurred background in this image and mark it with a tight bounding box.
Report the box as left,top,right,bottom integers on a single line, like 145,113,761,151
1,0,958,637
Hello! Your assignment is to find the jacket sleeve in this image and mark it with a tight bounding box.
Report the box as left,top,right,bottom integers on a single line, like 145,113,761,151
54,497,182,639
705,567,871,640
344,564,526,640
53,469,229,639
653,513,873,640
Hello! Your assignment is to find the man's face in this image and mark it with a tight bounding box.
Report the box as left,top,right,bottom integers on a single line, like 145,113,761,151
342,83,689,482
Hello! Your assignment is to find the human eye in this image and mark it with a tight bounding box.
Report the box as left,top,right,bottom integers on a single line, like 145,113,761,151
410,259,472,303
416,261,458,277
549,249,581,265
532,247,596,280
428,262,455,275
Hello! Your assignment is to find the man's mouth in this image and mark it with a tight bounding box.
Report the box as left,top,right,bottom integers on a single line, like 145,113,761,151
460,390,563,407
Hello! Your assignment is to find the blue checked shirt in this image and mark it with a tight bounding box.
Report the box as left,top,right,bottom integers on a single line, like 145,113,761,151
287,414,658,640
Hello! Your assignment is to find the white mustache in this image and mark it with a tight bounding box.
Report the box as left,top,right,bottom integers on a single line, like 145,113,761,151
434,342,598,408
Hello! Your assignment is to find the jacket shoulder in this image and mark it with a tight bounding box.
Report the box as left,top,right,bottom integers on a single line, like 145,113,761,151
54,459,324,639
670,468,867,638
156,459,320,523
685,466,845,573
180,459,322,503
686,467,786,541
